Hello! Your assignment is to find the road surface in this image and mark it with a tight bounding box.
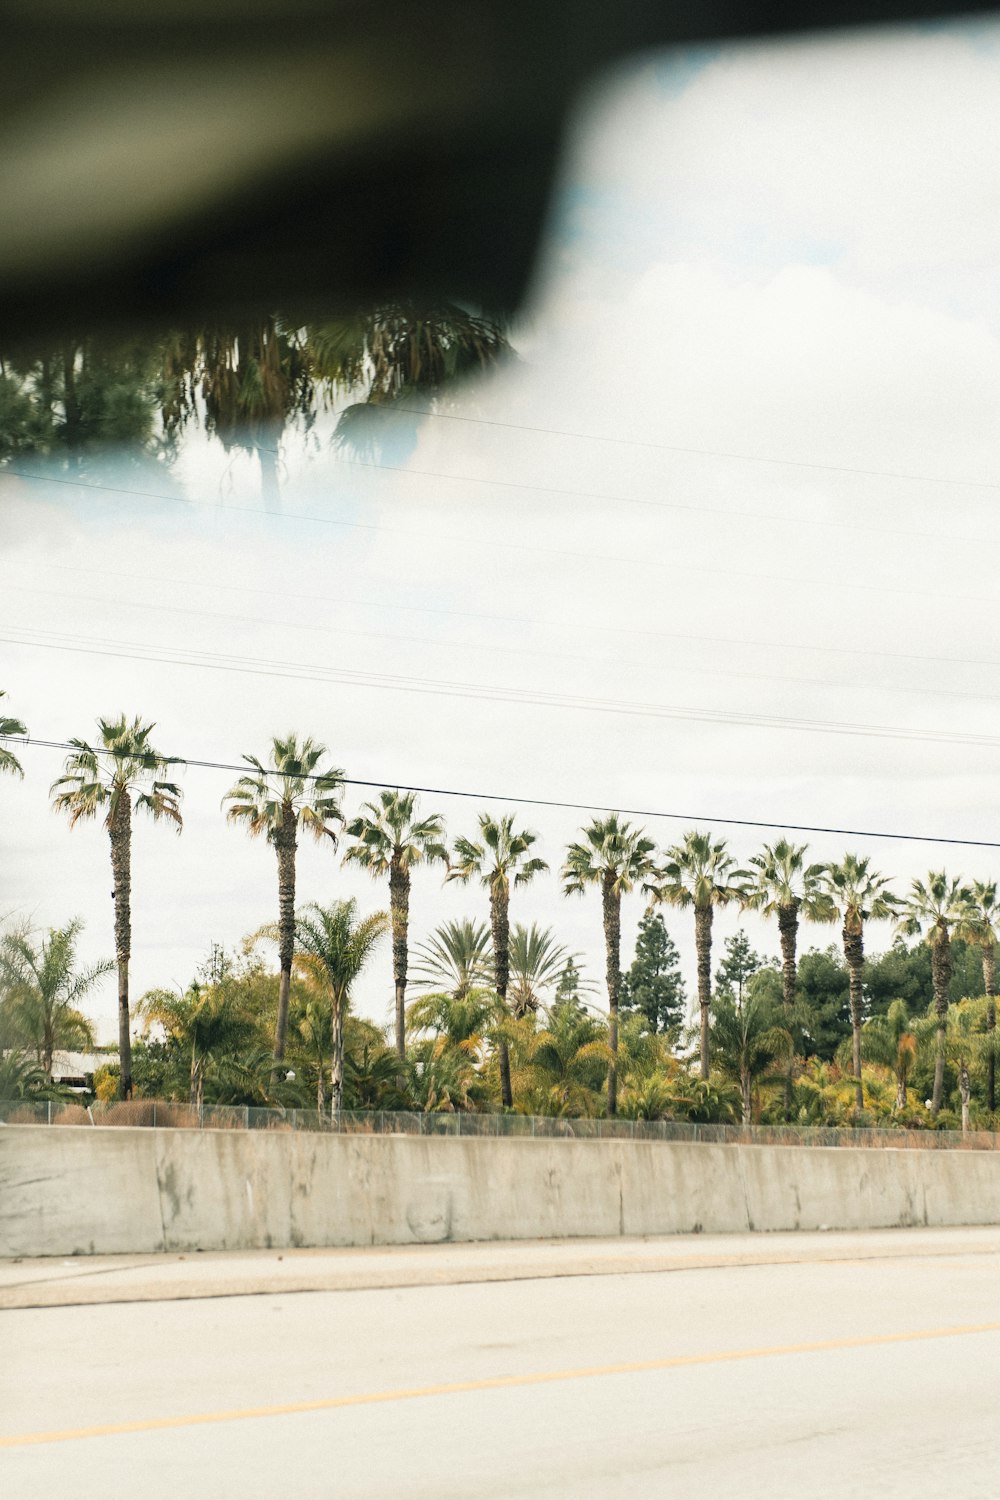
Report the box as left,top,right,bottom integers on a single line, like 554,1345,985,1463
3,1227,999,1497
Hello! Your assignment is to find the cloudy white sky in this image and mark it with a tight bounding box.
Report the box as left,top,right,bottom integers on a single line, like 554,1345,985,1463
5,21,1000,1044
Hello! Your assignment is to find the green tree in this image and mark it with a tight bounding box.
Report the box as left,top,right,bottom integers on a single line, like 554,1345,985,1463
0,920,109,1080
343,789,447,1061
795,948,851,1062
447,814,548,1109
645,831,742,1076
0,691,26,778
410,919,492,1000
956,881,1000,1113
897,871,972,1114
51,716,183,1099
821,854,898,1111
710,989,793,1124
563,814,657,1117
619,910,686,1035
526,999,610,1117
714,929,762,1009
554,957,586,1011
223,735,344,1071
139,977,265,1110
508,923,578,1019
293,899,388,1117
856,999,918,1111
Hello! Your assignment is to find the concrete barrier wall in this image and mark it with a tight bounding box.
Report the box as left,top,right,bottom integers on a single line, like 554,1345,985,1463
2,1126,1000,1257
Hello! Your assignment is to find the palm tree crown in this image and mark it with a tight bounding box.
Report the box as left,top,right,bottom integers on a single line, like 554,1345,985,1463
411,919,493,1000
646,829,742,1078
822,853,898,1112
0,691,26,778
0,919,109,1080
50,715,183,830
508,923,580,1018
343,788,447,1059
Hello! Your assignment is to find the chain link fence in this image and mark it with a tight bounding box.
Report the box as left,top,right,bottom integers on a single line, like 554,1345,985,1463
1,1098,998,1149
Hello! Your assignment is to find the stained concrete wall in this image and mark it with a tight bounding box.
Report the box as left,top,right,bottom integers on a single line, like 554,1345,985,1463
2,1126,999,1257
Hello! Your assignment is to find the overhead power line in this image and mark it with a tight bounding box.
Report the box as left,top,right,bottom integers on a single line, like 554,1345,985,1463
5,731,1000,850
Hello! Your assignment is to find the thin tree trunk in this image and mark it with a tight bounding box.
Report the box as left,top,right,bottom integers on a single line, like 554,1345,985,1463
896,1070,907,1112
390,858,410,1061
777,902,799,1120
330,993,345,1119
490,883,513,1109
958,1062,970,1134
602,872,622,1118
843,923,865,1113
983,942,996,1114
930,938,952,1114
109,793,133,1100
272,806,297,1077
741,1068,752,1125
695,904,713,1080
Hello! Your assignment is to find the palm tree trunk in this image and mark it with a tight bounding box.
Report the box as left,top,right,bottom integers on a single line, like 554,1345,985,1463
389,858,410,1061
330,992,345,1119
777,902,799,1120
741,1067,752,1125
843,923,865,1113
602,872,622,1118
490,885,513,1109
272,808,298,1076
108,792,133,1100
930,937,952,1114
695,904,713,1080
983,942,996,1114
958,1061,971,1134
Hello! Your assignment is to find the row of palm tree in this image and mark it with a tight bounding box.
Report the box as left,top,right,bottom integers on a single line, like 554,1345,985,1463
3,704,998,1117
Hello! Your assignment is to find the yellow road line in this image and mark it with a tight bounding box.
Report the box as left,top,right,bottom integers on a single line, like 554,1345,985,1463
5,1319,1000,1450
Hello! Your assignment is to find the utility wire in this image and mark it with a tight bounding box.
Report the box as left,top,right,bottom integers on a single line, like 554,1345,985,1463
2,466,996,608
6,623,1000,752
6,731,1000,850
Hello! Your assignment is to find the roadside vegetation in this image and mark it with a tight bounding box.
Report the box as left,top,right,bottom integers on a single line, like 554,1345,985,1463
2,701,1000,1132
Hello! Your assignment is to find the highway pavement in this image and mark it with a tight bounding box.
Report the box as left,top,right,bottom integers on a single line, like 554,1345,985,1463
2,1226,999,1497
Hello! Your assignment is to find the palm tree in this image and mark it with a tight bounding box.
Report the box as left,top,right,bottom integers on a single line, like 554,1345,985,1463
710,989,793,1124
645,830,742,1079
941,998,990,1134
0,920,110,1080
343,789,447,1060
0,691,26,778
410,918,492,999
293,899,389,1117
821,854,898,1112
857,999,917,1111
51,716,183,1099
139,980,264,1111
956,880,1000,1113
528,1001,611,1118
562,814,657,1116
897,870,972,1114
508,923,580,1019
223,735,344,1071
741,840,833,1013
447,814,548,1108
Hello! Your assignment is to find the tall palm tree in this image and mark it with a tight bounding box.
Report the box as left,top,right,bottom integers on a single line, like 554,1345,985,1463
956,880,1000,1113
447,814,548,1108
0,691,26,778
293,899,388,1117
223,735,344,1070
343,789,447,1060
51,716,183,1099
821,854,898,1112
897,870,972,1114
645,830,742,1079
0,920,110,1080
562,814,657,1117
508,923,580,1019
741,840,833,1014
410,918,492,1000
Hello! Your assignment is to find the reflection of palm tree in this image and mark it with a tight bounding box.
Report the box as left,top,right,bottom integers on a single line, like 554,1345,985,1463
343,789,447,1060
51,716,183,1100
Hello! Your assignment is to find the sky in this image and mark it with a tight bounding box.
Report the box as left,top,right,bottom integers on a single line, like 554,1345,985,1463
4,21,1000,1044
